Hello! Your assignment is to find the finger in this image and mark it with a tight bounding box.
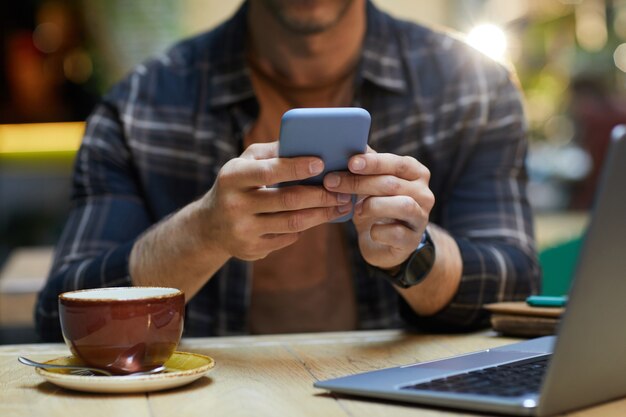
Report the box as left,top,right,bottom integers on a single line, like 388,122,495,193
253,186,352,213
259,204,353,233
355,195,427,231
324,172,415,198
348,153,428,181
223,156,324,188
241,142,279,160
369,222,422,250
353,145,373,205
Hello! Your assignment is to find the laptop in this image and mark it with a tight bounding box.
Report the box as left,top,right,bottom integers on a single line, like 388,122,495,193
315,125,626,416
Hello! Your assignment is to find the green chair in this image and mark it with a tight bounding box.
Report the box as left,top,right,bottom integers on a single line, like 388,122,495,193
538,236,583,296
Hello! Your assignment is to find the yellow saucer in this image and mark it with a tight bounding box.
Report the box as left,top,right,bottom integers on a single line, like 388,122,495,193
34,351,215,394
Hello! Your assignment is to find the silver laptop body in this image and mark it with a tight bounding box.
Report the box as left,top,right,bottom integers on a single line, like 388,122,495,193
315,125,626,416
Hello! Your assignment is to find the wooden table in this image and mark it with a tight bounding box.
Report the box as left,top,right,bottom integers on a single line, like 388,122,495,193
2,330,626,416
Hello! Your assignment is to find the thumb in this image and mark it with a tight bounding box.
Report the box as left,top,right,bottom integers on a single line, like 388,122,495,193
241,141,279,160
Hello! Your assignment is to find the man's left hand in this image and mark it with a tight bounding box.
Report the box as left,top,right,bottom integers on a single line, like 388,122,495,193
323,147,434,271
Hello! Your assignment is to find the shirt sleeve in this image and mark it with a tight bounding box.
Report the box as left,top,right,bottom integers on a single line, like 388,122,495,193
35,84,153,342
400,66,541,331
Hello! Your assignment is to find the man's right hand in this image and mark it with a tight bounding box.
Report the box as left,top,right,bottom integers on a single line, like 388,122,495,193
130,141,352,298
194,141,353,261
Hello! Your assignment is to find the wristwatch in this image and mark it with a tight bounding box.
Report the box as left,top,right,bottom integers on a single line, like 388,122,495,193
387,229,436,289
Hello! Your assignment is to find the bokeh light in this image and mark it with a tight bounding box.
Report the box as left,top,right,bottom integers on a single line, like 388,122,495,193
575,0,608,52
467,24,508,62
63,49,93,84
614,43,626,73
32,23,62,54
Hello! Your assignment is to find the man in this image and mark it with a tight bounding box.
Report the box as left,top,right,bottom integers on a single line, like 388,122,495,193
36,0,540,341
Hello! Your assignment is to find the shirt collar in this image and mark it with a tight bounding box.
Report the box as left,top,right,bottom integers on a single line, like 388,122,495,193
207,0,410,109
206,3,255,109
358,1,409,94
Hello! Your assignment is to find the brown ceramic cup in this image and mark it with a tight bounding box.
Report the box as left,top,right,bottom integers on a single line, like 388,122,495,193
58,287,185,375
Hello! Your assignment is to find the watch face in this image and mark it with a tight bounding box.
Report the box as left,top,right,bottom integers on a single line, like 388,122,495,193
404,237,436,287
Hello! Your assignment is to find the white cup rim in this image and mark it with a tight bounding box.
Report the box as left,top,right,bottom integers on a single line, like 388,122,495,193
59,286,183,302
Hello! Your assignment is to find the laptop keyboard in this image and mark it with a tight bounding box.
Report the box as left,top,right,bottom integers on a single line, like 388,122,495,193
402,356,549,397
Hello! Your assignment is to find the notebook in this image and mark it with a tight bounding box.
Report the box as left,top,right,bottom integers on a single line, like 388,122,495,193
314,125,626,416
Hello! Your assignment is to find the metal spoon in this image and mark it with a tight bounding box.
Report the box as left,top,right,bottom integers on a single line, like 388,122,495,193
18,356,166,377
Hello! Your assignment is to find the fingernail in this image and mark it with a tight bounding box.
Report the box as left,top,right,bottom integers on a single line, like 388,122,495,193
309,160,324,175
337,193,351,204
351,157,365,171
325,173,340,188
337,203,352,214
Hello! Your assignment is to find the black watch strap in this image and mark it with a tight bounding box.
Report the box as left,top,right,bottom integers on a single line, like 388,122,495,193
386,229,436,289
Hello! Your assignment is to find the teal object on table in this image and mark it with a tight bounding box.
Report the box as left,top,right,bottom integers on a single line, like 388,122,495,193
526,295,568,307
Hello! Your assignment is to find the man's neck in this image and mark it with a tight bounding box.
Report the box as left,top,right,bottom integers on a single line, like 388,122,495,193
247,0,366,88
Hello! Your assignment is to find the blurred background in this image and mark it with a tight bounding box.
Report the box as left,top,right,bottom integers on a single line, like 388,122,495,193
1,0,625,343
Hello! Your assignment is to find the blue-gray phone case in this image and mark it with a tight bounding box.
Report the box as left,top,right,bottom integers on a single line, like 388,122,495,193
278,107,371,222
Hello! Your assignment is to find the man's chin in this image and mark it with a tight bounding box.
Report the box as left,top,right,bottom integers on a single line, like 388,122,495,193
277,19,337,35
262,0,355,36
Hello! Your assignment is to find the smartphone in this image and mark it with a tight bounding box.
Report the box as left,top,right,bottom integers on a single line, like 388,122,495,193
526,295,568,308
278,107,371,222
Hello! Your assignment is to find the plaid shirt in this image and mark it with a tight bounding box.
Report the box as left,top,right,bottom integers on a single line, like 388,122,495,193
36,1,540,341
